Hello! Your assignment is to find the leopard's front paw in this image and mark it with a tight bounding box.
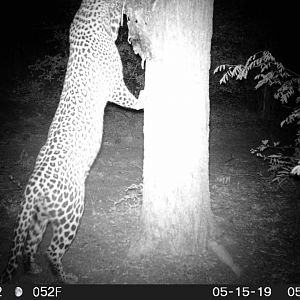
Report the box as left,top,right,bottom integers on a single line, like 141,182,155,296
134,90,147,110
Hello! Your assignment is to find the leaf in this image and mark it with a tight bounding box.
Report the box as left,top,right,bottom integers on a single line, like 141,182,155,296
291,165,300,175
213,66,220,74
254,74,263,80
268,154,282,158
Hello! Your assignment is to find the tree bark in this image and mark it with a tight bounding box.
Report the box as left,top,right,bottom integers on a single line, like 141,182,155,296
128,0,214,257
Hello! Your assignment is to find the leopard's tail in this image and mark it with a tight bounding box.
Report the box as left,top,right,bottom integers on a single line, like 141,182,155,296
0,197,34,283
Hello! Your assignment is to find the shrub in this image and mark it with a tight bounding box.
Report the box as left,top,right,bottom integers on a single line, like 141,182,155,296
214,51,300,185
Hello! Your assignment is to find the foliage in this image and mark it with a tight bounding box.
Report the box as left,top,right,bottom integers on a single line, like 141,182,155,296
29,27,69,85
25,28,69,108
29,53,67,84
250,140,298,185
214,51,300,185
209,0,266,105
117,43,144,96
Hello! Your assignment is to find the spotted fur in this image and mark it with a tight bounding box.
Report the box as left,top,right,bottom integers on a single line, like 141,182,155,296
0,0,143,284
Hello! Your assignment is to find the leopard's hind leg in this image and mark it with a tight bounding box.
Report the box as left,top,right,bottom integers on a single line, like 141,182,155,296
23,203,48,275
46,192,84,284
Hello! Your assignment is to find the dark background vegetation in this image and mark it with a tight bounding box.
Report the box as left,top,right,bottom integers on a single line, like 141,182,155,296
1,0,299,112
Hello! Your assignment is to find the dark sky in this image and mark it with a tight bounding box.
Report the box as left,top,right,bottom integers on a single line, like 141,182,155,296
0,0,299,88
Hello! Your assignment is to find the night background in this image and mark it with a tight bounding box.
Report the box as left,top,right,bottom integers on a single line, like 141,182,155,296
0,0,299,284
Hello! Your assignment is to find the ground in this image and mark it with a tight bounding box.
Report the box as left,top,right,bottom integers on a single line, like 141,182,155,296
0,96,299,284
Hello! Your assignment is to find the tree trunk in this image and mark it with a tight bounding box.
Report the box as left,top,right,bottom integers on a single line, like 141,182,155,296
128,0,214,257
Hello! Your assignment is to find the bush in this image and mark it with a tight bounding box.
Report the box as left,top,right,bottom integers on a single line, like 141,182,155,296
214,50,300,185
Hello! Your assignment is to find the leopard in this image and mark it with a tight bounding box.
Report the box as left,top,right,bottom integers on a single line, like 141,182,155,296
0,0,143,284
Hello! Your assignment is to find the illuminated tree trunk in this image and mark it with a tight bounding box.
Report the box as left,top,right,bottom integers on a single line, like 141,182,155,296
128,0,214,256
